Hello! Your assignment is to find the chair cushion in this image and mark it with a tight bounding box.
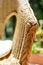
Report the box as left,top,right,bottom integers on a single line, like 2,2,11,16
0,40,12,58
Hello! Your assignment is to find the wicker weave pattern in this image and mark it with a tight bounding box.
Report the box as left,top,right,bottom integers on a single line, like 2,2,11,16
0,0,38,65
20,24,38,65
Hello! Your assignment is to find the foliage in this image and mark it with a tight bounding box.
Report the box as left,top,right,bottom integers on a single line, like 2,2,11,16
32,42,43,54
32,42,38,54
3,16,16,40
36,26,42,35
32,25,43,54
29,0,43,19
39,0,43,10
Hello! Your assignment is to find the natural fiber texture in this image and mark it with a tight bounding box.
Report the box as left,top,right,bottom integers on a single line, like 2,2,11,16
0,54,20,65
0,0,38,65
20,24,38,65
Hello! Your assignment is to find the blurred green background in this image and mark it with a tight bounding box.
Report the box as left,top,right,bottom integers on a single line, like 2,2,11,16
29,0,43,54
3,0,43,54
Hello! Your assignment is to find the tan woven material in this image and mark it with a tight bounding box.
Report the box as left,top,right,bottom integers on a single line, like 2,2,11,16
19,24,38,65
0,0,38,65
0,54,20,65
